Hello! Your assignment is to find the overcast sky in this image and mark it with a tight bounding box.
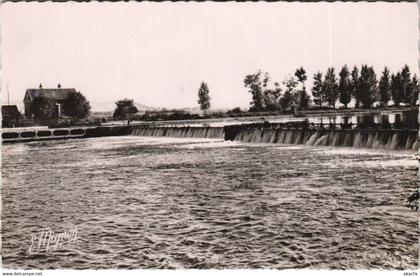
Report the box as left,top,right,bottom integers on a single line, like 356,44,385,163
1,2,418,110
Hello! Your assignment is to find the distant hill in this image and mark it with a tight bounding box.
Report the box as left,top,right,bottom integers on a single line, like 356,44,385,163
2,100,156,113
2,100,234,114
90,101,156,112
134,103,157,112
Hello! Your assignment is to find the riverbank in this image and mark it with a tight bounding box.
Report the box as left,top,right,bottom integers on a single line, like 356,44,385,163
98,106,418,128
3,107,418,151
135,106,418,124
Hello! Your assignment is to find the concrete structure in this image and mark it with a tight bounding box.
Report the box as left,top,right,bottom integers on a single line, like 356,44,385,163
2,125,131,143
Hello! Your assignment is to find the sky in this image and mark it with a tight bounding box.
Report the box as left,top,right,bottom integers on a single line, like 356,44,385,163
1,2,418,111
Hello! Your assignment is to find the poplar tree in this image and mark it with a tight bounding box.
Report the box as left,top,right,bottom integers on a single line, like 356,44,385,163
378,67,391,107
401,65,412,105
311,72,324,108
391,72,404,107
358,65,377,108
351,66,361,108
406,74,419,106
339,65,352,108
197,81,211,113
324,67,339,108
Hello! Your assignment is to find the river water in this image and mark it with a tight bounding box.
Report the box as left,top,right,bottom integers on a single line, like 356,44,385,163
1,136,419,269
170,109,419,128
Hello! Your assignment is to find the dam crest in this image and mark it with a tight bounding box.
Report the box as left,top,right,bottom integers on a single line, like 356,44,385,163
3,122,419,151
131,124,419,151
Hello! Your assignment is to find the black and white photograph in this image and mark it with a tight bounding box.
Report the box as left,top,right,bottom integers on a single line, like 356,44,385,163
1,0,419,273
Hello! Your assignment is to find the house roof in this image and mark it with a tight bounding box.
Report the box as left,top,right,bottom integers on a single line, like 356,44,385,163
25,88,77,101
1,105,20,115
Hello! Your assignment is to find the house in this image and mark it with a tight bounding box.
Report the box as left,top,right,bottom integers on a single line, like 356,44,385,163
24,86,76,118
1,105,21,128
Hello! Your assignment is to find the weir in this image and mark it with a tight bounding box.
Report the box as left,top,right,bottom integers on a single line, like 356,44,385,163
2,126,131,143
131,126,225,139
131,123,419,151
226,126,419,151
3,122,419,151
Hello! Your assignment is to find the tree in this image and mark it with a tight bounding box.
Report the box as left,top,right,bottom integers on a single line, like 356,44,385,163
338,65,352,108
413,75,419,106
295,67,307,89
280,76,298,111
406,74,419,106
312,72,324,107
279,91,293,111
358,65,378,108
113,99,139,120
263,81,282,111
378,67,391,107
297,89,311,109
244,70,283,112
244,71,265,112
62,91,91,119
401,65,412,105
31,96,56,120
351,66,361,108
294,67,310,109
391,72,404,107
324,67,339,108
197,81,211,112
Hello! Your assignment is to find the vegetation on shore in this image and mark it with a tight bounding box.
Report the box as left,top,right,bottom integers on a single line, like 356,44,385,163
113,99,139,120
245,65,418,113
112,64,418,122
197,82,211,113
34,64,414,124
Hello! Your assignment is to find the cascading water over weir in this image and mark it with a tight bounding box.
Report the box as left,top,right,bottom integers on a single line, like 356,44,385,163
131,123,419,151
225,126,419,151
131,126,225,139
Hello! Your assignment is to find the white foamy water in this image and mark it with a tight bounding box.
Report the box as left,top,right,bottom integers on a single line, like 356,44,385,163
314,147,416,157
2,136,418,269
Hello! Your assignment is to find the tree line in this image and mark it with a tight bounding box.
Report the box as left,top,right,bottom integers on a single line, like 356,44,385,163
244,65,419,112
115,64,419,121
244,68,310,112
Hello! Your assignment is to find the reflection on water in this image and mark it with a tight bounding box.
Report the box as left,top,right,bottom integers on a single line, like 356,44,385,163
202,109,419,128
2,136,419,269
305,109,418,127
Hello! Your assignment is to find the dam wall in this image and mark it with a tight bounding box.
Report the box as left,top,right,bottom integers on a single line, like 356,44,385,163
131,126,225,139
130,124,418,151
224,125,419,151
3,123,419,151
2,126,131,143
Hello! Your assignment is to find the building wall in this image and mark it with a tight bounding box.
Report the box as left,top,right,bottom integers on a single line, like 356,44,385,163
24,99,66,119
24,100,32,118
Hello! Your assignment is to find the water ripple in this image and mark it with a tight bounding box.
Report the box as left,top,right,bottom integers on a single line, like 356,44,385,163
1,136,418,269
